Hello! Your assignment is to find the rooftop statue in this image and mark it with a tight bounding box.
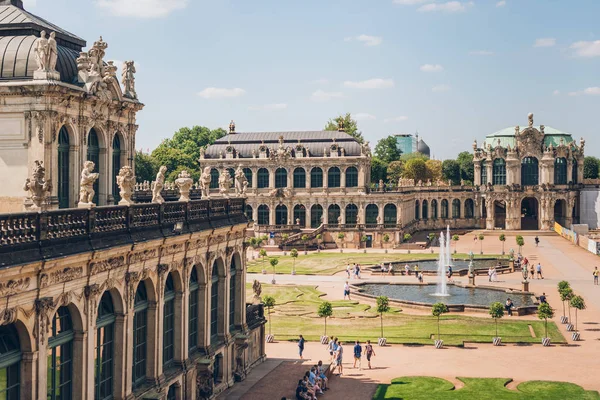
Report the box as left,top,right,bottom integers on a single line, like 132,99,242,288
33,31,59,80
116,166,135,205
78,161,99,208
151,166,167,204
23,160,52,211
199,167,212,199
234,165,248,197
218,168,233,197
122,61,137,99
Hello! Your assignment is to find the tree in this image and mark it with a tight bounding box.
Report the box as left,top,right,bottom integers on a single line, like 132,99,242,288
324,113,364,143
570,295,586,333
290,248,299,275
282,233,289,242
386,161,404,184
337,233,345,249
425,159,443,182
560,287,574,323
361,235,368,249
383,233,390,244
499,234,506,255
452,234,459,253
432,302,449,341
583,156,600,179
301,234,309,254
516,235,524,254
371,157,389,184
263,295,276,336
317,301,334,337
537,302,554,339
403,233,412,243
259,249,268,272
402,158,428,182
557,281,570,319
316,234,323,250
269,258,278,284
457,151,474,184
376,296,390,338
134,151,158,183
489,302,504,338
442,159,461,185
478,234,484,254
428,233,436,242
375,135,402,163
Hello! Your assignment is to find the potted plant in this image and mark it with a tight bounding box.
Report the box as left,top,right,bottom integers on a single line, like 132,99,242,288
489,302,504,346
570,295,586,341
317,301,333,344
361,235,368,253
428,233,436,253
478,234,485,255
301,234,309,255
337,232,345,253
432,302,449,348
404,233,412,254
290,248,298,275
281,233,289,255
383,233,390,253
263,295,276,342
516,235,524,254
557,281,570,324
537,302,554,346
259,249,268,274
316,233,323,253
499,234,506,255
560,287,574,330
377,296,390,346
452,234,459,254
269,258,278,284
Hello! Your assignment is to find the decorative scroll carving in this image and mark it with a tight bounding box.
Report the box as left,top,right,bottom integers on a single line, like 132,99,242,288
35,297,55,341
129,249,157,264
161,243,185,257
196,367,214,400
0,308,17,326
0,278,31,296
39,266,83,288
90,256,125,275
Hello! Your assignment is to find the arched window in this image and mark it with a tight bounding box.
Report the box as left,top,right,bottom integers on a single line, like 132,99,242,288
345,204,358,226
452,199,461,219
554,158,567,185
275,204,288,225
384,204,397,227
243,168,253,188
492,159,506,185
163,275,176,369
346,167,358,187
133,284,148,388
311,167,323,188
48,306,73,399
58,126,70,209
422,200,429,220
87,129,101,205
328,204,341,226
167,385,177,400
95,292,115,400
293,204,306,227
245,205,253,221
189,268,199,352
229,259,237,333
415,200,420,220
431,199,438,219
365,204,379,226
257,168,269,188
521,157,539,186
210,262,220,342
257,205,270,225
328,167,341,188
275,168,288,188
441,199,449,219
465,199,474,218
210,168,220,189
293,168,306,188
572,162,578,184
0,324,20,398
480,161,487,185
310,204,323,228
112,134,122,204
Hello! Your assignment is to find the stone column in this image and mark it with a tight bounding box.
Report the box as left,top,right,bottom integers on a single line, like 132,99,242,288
146,301,159,384
287,203,293,226
269,204,276,226
197,284,208,352
251,168,257,189
486,162,493,185
72,331,86,400
174,291,185,364
340,168,346,188
306,168,311,189
287,168,292,189
306,204,312,228
340,204,346,226
323,167,328,189
156,293,165,378
485,198,495,230
358,165,365,188
474,162,482,186
21,351,38,400
577,159,584,183
268,168,275,188
378,204,384,228
123,309,135,398
113,314,127,399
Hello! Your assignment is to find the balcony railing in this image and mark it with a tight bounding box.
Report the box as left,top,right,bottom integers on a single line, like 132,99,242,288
0,198,247,268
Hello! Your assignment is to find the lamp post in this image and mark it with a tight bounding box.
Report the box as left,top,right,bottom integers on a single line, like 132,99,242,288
521,261,529,292
468,251,475,286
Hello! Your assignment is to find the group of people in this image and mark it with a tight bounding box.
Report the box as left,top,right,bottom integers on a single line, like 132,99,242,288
520,256,544,279
346,263,362,279
487,266,499,282
294,362,330,400
403,264,424,282
326,337,376,375
380,263,394,275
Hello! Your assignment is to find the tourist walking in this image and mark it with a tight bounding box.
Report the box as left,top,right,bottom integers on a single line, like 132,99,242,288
335,342,344,375
593,267,598,285
491,267,498,282
346,264,351,279
536,263,543,279
447,265,453,282
414,265,419,279
539,292,547,304
488,267,493,282
353,340,362,369
535,236,539,247
357,264,361,279
404,264,410,276
364,340,376,369
327,336,335,361
298,335,305,359
343,282,351,300
529,264,535,279
505,298,514,316
387,263,393,276
418,272,424,283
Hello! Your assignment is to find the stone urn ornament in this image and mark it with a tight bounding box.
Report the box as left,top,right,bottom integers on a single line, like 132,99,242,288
116,166,135,205
175,170,194,202
78,161,99,208
23,160,52,211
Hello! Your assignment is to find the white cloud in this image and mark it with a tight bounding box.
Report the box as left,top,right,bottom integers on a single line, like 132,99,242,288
553,90,560,95
95,0,188,18
420,64,444,72
343,78,395,89
343,37,353,42
418,1,474,13
432,84,451,92
310,90,344,102
496,1,506,7
248,103,288,111
469,50,494,56
533,38,556,47
570,40,600,57
357,34,383,47
384,116,409,123
312,78,329,85
197,87,246,99
352,113,377,121
567,87,600,96
393,0,428,4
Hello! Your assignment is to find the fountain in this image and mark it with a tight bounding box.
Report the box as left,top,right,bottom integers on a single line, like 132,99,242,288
433,226,451,296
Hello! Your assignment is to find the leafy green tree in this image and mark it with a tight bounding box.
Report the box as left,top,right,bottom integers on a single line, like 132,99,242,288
559,287,574,323
452,234,459,253
301,234,309,253
584,156,600,179
478,234,484,254
425,159,443,181
324,113,364,143
442,159,461,185
570,295,586,333
134,151,158,183
489,302,504,338
403,233,412,242
386,161,404,184
290,248,299,274
402,158,428,181
317,301,334,336
432,302,449,341
537,302,554,339
375,135,402,163
400,152,428,162
259,249,268,272
376,296,390,338
371,157,389,183
457,151,474,183
499,234,506,255
270,258,278,275
383,233,390,243
263,295,276,335
516,235,524,253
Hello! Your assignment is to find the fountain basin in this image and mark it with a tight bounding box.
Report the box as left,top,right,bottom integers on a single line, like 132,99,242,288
369,259,510,276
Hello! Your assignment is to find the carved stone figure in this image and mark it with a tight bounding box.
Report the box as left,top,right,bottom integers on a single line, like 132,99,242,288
218,168,233,197
252,279,262,303
199,167,212,199
151,166,167,204
229,120,236,133
116,166,135,205
78,161,99,208
361,141,371,156
34,31,59,80
528,112,534,127
196,368,214,400
34,31,48,71
234,166,248,197
23,160,52,211
175,170,194,202
77,37,111,99
121,61,137,99
337,215,342,225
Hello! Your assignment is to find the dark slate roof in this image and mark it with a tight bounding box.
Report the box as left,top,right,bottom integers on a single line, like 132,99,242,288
416,139,430,157
205,130,363,158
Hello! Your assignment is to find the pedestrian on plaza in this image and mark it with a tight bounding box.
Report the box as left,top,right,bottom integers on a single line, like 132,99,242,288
505,298,514,316
418,271,424,283
327,336,335,360
346,264,351,279
357,264,361,279
404,264,410,276
536,263,543,279
535,236,540,247
343,281,351,300
491,266,498,282
593,267,599,285
539,292,547,304
447,265,453,282
298,335,305,359
364,340,376,369
353,340,362,369
414,265,419,279
335,342,344,376
529,264,535,279
387,263,393,276
488,266,493,282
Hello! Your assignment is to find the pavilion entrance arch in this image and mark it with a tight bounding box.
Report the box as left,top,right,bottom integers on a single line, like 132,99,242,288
554,199,566,227
494,200,506,229
521,197,539,230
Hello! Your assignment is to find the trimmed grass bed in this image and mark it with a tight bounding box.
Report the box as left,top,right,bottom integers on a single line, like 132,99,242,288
250,284,566,346
373,377,600,399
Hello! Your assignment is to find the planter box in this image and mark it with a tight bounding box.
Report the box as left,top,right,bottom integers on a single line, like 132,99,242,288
572,332,581,341
378,338,387,346
560,316,568,324
262,269,267,274
340,249,344,253
566,324,574,332
542,337,551,346
291,271,296,275
271,279,276,284
363,249,367,253
434,340,444,349
385,249,388,253
266,334,274,343
493,337,502,346
320,336,329,344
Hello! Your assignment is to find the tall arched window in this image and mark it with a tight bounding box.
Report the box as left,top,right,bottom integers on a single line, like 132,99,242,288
245,205,253,221
243,168,253,188
257,168,269,188
492,159,506,185
311,167,323,188
346,167,358,187
112,134,122,204
328,204,341,226
167,385,177,400
210,262,220,342
384,204,397,227
133,284,148,388
521,157,539,186
210,169,220,189
58,126,70,209
275,168,288,188
163,274,175,369
422,200,428,220
293,204,306,227
48,306,73,399
229,259,237,333
431,199,438,219
415,200,420,220
0,324,20,398
87,129,101,205
441,199,449,219
293,168,306,188
189,268,199,353
257,205,270,225
310,204,323,228
572,162,578,184
365,204,379,226
480,161,487,185
465,199,474,218
554,158,567,185
452,199,461,219
95,292,115,400
275,204,288,225
328,167,341,188
345,204,358,226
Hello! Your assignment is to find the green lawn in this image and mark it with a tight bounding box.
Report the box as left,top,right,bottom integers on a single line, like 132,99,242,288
373,377,600,399
247,252,506,275
251,284,566,346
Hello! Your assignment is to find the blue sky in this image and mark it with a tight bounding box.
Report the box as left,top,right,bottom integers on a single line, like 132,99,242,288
27,0,600,159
